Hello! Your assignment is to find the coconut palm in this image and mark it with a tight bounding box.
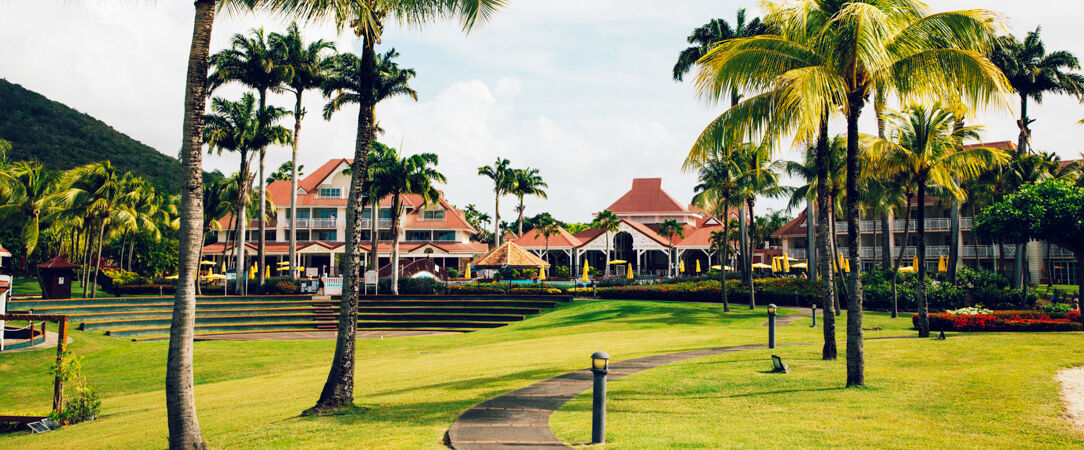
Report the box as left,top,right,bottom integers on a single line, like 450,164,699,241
0,161,58,267
271,23,336,279
657,219,685,277
690,0,1010,387
589,209,621,277
990,27,1084,155
478,157,515,246
866,103,1007,337
673,8,768,87
58,161,129,298
734,143,784,308
204,93,292,290
535,217,559,268
195,178,233,294
509,167,548,237
692,151,743,312
369,148,445,295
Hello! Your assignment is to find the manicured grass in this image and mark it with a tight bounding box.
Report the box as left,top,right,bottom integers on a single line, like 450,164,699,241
0,299,1079,447
550,332,1084,447
1035,284,1080,297
11,276,114,299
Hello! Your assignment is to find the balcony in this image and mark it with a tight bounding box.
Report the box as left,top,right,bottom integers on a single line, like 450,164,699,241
284,218,337,228
786,248,807,259
833,217,973,234
359,218,393,228
1050,245,1077,258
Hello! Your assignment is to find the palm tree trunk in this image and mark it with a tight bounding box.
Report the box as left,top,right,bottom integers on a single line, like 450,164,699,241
1014,242,1027,290
744,199,755,309
81,223,93,297
258,148,267,285
891,195,913,319
289,92,303,280
829,205,845,314
880,211,893,270
517,195,524,237
196,235,205,296
948,198,960,283
91,220,106,298
807,196,816,282
128,239,136,273
720,216,729,312
916,181,930,338
390,198,402,295
494,193,501,247
309,34,377,413
815,117,837,360
370,201,379,270
604,233,611,277
844,100,865,387
166,4,212,446
739,198,750,288
1017,93,1029,155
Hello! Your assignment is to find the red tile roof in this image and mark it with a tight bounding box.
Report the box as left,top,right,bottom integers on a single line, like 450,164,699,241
512,227,583,248
675,223,724,247
963,140,1016,151
38,256,80,269
605,178,690,214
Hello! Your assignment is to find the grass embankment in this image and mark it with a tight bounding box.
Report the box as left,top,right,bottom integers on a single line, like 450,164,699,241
0,299,1080,447
11,277,113,299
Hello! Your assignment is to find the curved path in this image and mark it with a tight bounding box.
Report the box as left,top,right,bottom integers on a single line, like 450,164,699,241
448,307,815,449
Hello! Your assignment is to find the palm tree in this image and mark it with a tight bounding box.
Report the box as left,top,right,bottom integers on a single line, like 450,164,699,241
590,209,621,277
267,160,304,183
691,0,1010,387
510,167,548,237
210,27,290,285
673,8,768,88
369,149,445,295
535,217,559,269
196,178,232,295
271,23,336,279
59,161,128,299
734,144,784,308
990,27,1084,156
693,151,742,312
867,103,1007,337
204,93,292,291
304,0,503,415
478,158,515,246
658,219,685,278
0,161,58,268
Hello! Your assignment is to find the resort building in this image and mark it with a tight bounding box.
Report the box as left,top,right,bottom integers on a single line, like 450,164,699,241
202,158,488,278
511,177,754,278
770,141,1079,285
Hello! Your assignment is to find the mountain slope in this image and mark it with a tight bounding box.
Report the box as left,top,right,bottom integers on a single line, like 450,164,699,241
0,78,183,194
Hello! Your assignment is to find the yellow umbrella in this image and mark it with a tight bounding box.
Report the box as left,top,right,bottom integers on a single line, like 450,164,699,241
265,265,271,278
695,259,701,273
752,262,773,269
782,252,791,272
465,265,472,279
771,258,778,272
899,265,916,273
278,261,290,266
165,274,179,280
679,260,686,273
843,256,850,273
539,265,546,281
581,263,589,282
204,273,226,280
626,263,634,279
791,262,808,269
200,261,216,266
248,265,256,279
937,255,947,272
608,260,627,265
912,254,919,271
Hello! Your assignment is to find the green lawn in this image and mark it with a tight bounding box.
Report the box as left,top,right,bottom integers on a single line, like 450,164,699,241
11,276,114,299
1035,284,1080,297
0,299,1081,447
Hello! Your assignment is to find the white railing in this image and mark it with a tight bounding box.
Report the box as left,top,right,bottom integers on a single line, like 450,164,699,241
815,244,1019,260
787,248,807,259
1050,245,1077,258
360,218,393,228
959,217,973,229
831,217,973,233
285,218,337,228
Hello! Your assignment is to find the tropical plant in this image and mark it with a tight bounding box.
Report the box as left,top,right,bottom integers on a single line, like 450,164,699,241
590,209,621,277
734,143,784,308
509,167,548,237
673,8,768,86
658,219,685,277
535,216,559,268
57,161,129,298
989,27,1084,155
692,150,743,312
270,23,336,279
267,160,304,183
866,103,1007,336
478,157,515,246
0,161,58,265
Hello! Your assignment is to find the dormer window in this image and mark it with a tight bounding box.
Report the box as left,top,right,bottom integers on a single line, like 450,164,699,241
421,209,445,221
318,187,342,199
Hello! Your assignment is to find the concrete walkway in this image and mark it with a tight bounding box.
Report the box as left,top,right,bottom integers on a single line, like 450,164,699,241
448,307,816,449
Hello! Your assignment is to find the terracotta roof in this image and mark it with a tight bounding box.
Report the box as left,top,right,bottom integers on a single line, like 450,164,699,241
38,256,80,269
963,140,1016,151
470,241,550,268
674,223,724,247
299,158,351,193
572,229,604,244
0,245,10,257
620,219,670,247
772,209,809,238
512,226,583,248
605,178,690,214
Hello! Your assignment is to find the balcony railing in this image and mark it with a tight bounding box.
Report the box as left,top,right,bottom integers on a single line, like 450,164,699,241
284,218,337,228
786,248,807,259
832,245,1018,259
1050,245,1076,258
833,217,973,234
359,218,393,228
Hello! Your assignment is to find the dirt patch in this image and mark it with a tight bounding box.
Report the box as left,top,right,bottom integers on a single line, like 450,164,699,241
1056,366,1084,431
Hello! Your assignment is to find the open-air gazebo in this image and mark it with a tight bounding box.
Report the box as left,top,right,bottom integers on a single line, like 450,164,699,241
469,241,551,271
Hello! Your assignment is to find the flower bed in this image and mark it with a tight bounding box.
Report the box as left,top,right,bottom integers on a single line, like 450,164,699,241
916,309,1083,332
587,278,820,306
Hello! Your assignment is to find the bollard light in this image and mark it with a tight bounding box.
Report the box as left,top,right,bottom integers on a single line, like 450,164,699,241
810,304,817,328
767,303,777,349
590,350,609,445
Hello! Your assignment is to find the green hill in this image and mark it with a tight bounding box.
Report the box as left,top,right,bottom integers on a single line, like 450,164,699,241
0,78,184,194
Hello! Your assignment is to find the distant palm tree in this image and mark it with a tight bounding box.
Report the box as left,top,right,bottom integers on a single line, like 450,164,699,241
867,103,1007,337
0,161,57,267
990,27,1084,155
535,217,559,269
590,209,621,277
271,23,336,279
478,158,515,246
369,148,445,295
510,167,548,237
672,8,768,85
693,151,742,312
59,161,128,298
658,219,685,278
267,160,304,183
734,144,784,308
210,27,291,285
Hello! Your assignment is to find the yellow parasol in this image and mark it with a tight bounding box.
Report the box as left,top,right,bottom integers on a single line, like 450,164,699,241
771,258,778,272
581,263,589,282
264,265,270,278
203,273,226,280
200,261,216,266
898,265,916,273
165,274,179,280
791,262,809,269
912,254,919,271
752,262,773,269
626,264,634,279
679,260,685,273
844,256,850,273
278,261,290,266
783,252,791,272
695,259,701,273
937,255,947,272
248,265,256,279
608,260,627,265
539,265,546,280
465,265,472,279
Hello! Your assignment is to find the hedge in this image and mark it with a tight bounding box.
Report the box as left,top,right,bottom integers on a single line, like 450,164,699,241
582,278,819,306
917,310,1083,332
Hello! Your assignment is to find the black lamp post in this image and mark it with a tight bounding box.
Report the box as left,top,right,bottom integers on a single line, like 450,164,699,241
767,304,777,349
810,304,817,327
591,350,609,445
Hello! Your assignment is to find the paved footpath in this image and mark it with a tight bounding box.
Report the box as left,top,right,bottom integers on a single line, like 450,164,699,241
448,307,815,449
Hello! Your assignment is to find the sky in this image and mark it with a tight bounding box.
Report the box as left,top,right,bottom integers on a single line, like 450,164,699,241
2,1,1083,224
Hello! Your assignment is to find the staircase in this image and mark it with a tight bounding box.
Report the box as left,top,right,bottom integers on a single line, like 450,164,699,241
7,294,571,341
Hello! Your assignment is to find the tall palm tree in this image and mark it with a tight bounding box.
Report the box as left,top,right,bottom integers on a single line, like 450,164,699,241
196,177,232,294
535,217,559,269
673,8,768,87
59,161,128,299
658,219,685,277
204,93,292,290
369,149,445,295
990,27,1084,156
693,151,742,312
691,0,1009,387
271,22,336,279
510,167,548,237
867,103,1007,337
734,143,784,308
307,0,504,414
0,161,57,267
210,27,290,285
589,209,621,277
478,157,514,246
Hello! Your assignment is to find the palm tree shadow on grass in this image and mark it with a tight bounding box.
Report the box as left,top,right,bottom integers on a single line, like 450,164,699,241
513,301,763,331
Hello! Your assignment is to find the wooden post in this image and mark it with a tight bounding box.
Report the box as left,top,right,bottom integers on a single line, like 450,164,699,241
53,317,68,414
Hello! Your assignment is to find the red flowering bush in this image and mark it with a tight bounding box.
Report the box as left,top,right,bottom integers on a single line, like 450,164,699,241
918,309,1083,332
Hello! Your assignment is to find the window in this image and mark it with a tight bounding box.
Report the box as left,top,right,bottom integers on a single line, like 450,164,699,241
359,230,371,241
319,187,342,198
422,209,445,221
314,230,337,241
379,208,392,219
378,230,394,241
406,230,431,242
295,230,310,241
434,230,455,242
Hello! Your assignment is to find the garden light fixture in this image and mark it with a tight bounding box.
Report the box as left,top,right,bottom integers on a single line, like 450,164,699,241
590,350,610,445
767,304,777,349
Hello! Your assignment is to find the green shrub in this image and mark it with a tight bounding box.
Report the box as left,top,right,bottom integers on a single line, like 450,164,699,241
374,277,447,295
447,268,460,278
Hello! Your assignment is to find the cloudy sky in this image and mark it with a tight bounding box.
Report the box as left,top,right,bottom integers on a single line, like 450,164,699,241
2,1,1083,223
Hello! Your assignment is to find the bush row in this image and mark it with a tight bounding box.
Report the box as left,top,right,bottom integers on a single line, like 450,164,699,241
576,278,820,306
916,310,1083,332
